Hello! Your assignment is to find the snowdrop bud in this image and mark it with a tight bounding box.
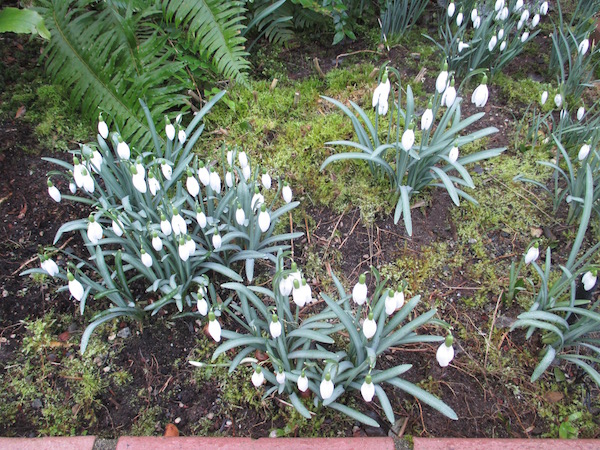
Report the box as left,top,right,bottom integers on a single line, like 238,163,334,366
152,233,163,252
165,117,175,141
471,75,489,107
69,182,76,194
258,204,271,233
87,215,103,244
421,102,433,130
297,371,309,392
361,375,375,402
160,214,172,236
352,273,368,305
525,243,539,264
541,91,548,105
531,13,540,28
67,271,84,301
225,171,234,188
449,145,459,163
500,6,508,20
239,151,248,168
363,312,377,339
116,136,130,160
47,180,61,203
212,230,222,250
161,161,172,180
500,40,507,51
578,143,591,161
494,0,504,12
458,41,469,52
98,114,109,139
186,170,200,197
582,270,597,291
435,63,449,93
577,106,585,121
554,93,562,108
209,170,221,192
148,173,160,196
498,29,504,40
141,248,152,268
178,237,190,261
270,314,282,338
540,1,548,15
235,204,246,227
515,0,523,11
196,208,207,228
473,15,481,29
276,368,286,384
579,38,590,56
226,150,233,166
456,11,463,26
252,366,265,387
401,124,415,151
242,164,251,181
177,129,186,145
198,162,210,186
471,8,477,22
448,2,455,17
488,35,497,52
385,291,396,315
320,372,334,399
521,30,530,42
197,296,208,316
282,182,292,203
112,219,123,237
436,334,455,367
208,311,221,342
517,19,524,30
41,257,59,277
261,170,272,189
292,279,306,307
442,79,457,107
520,9,529,23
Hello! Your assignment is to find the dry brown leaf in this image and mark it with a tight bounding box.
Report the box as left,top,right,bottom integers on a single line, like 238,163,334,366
15,105,26,119
530,227,543,238
544,391,564,403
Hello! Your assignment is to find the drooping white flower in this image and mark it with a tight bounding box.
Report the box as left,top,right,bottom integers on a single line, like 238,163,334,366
520,9,530,23
148,174,160,196
235,205,246,227
67,272,84,301
87,216,103,244
292,279,307,307
494,0,504,12
500,6,509,20
209,170,221,192
488,35,497,51
198,162,210,186
435,64,449,94
517,19,524,30
98,115,109,140
197,297,208,316
276,369,286,384
227,150,234,166
178,238,190,262
186,171,200,197
514,0,523,11
531,13,540,28
525,243,539,264
449,145,459,163
372,75,391,115
238,151,248,168
242,164,251,181
251,366,265,387
89,150,103,173
471,76,489,107
161,161,172,180
471,8,477,22
186,235,196,256
458,41,469,53
540,1,548,15
261,170,272,189
521,31,530,43
282,183,293,203
436,335,455,367
442,82,457,107
152,233,163,252
212,231,222,250
270,314,282,338
578,143,591,161
297,371,309,392
112,218,124,237
582,270,597,291
421,103,433,130
160,215,172,236
251,188,265,211
385,291,396,315
363,312,377,339
258,205,271,232
473,15,481,29
577,106,585,121
352,273,368,305
196,209,207,228
498,29,505,40
401,125,415,151
117,137,130,160
171,209,187,236
225,171,234,188
554,93,562,108
178,129,186,145
500,40,507,51
394,288,405,309
579,38,590,56
320,373,334,400
41,257,59,277
141,249,153,268
447,1,455,17
208,311,221,342
165,121,175,141
361,375,375,402
131,164,147,194
541,91,548,105
279,275,293,297
456,11,463,26
47,181,61,203
69,182,76,194
300,279,312,305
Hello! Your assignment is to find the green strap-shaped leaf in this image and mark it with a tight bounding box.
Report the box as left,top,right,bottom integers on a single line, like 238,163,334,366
387,377,458,420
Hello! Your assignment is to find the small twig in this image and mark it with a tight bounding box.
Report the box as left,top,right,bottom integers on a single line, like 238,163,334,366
324,208,347,254
484,291,504,374
339,215,361,249
13,236,74,275
304,214,311,245
313,58,326,79
335,50,381,68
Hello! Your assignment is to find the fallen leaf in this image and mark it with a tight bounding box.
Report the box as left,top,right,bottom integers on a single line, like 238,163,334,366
164,423,179,437
58,331,70,342
530,227,543,238
544,391,564,403
15,105,26,119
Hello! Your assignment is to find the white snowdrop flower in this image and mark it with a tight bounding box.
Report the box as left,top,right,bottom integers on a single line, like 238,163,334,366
401,125,415,151
554,93,562,108
112,219,124,237
186,235,196,256
251,367,265,387
498,29,504,40
579,38,590,56
160,215,172,236
521,31,530,42
578,143,591,161
225,171,234,188
436,335,455,367
282,183,293,204
212,231,222,250
209,170,221,192
41,257,59,277
196,209,207,228
582,270,597,291
421,103,433,130
488,35,497,51
238,151,248,168
560,108,568,120
541,91,548,105
449,145,459,162
87,216,103,244
178,238,190,261
148,174,160,196
372,76,391,115
297,371,309,392
494,0,504,12
197,297,208,316
186,171,200,197
531,13,540,28
447,2,455,17
171,209,187,236
289,262,302,284
577,106,585,121
456,11,463,26
471,8,477,22
442,82,457,107
458,41,469,53
235,205,246,227
131,165,147,194
47,181,61,203
251,189,265,210
473,15,481,29
242,164,251,181
67,272,84,301
208,311,221,342
141,249,152,268
261,170,272,189
178,129,186,144
226,150,234,166
98,115,109,139
258,205,271,232
525,244,539,264
500,6,508,20
435,64,449,93
165,122,175,141
471,76,489,107
352,273,368,305
69,182,76,194
320,373,334,400
161,161,172,180
300,279,312,305
515,0,523,11
279,275,293,297
73,158,85,188
385,291,397,315
270,314,282,338
198,163,210,186
276,369,286,384
500,40,507,51
540,1,548,15
363,313,377,339
394,289,405,309
89,150,103,173
520,9,529,23
117,137,130,160
517,19,524,30
361,375,375,402
152,233,163,252
292,279,307,307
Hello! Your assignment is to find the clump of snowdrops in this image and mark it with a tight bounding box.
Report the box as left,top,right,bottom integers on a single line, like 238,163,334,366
191,254,458,426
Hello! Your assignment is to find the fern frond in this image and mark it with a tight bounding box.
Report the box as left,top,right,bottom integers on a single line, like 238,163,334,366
162,0,250,83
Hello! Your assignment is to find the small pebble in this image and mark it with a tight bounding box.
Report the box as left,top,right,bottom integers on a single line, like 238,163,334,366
103,366,111,373
117,327,131,339
174,417,181,424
